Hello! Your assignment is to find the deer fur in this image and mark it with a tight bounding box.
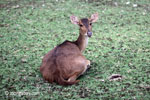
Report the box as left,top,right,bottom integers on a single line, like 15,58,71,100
40,13,98,85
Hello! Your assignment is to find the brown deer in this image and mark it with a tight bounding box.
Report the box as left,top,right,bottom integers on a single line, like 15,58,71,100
40,13,98,85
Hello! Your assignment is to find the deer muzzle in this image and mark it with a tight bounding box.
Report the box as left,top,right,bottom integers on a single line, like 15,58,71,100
87,31,92,37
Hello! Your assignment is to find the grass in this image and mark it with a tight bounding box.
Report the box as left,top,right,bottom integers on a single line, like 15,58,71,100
0,0,150,99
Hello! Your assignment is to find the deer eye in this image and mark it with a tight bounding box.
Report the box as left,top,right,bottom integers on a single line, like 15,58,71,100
89,23,92,25
79,24,83,27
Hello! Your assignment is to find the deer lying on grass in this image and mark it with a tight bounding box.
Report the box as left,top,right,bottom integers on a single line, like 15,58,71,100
40,13,98,85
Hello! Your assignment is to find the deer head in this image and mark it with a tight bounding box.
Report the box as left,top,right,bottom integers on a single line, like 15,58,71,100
70,13,98,37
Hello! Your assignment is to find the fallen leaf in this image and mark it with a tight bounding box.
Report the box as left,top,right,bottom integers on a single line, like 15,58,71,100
108,74,123,81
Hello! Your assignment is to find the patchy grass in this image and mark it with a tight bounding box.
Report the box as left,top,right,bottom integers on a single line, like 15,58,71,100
0,0,150,99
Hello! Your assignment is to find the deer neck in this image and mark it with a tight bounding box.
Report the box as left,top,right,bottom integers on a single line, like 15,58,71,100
76,33,89,52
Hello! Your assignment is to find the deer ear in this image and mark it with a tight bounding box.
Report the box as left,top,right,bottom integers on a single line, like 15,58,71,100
70,15,79,25
90,13,98,23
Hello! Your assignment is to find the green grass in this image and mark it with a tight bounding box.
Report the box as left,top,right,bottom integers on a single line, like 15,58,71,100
0,0,150,99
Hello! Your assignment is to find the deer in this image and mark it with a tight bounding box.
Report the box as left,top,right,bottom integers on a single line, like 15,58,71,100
40,13,98,85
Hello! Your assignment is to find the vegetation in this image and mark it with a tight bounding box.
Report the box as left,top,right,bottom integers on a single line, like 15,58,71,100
0,0,150,99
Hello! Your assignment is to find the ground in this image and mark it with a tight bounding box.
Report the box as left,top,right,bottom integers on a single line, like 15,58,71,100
0,0,150,99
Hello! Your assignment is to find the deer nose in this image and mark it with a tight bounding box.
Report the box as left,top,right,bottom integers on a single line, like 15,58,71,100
87,31,92,37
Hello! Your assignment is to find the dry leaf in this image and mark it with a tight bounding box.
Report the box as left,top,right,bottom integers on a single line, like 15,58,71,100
108,74,123,81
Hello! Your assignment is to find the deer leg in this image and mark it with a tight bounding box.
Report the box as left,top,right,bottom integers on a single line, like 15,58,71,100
79,60,91,75
68,73,79,82
67,59,91,81
86,60,91,69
